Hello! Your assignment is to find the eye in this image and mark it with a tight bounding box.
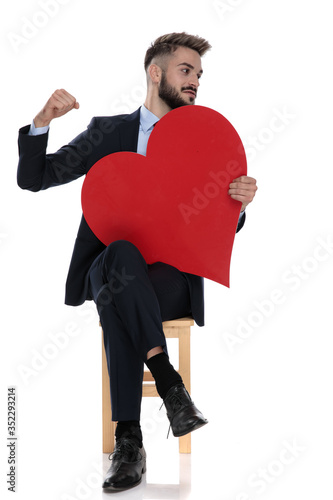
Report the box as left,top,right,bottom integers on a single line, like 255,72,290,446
182,68,190,74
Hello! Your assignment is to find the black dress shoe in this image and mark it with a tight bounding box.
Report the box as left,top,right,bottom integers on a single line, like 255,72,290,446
163,384,208,437
102,437,146,491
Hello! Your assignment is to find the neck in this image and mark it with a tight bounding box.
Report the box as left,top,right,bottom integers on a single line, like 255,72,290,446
144,91,171,119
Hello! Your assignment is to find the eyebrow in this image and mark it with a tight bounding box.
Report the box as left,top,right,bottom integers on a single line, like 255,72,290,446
177,62,203,74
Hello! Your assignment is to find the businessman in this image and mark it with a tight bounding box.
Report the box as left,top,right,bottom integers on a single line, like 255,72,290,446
17,32,257,491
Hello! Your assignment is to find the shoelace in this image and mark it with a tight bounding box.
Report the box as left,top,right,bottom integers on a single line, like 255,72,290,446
108,438,140,462
163,388,191,413
159,401,172,438
160,389,192,438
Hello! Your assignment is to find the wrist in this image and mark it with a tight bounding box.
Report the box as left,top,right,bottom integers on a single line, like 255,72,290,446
33,114,51,128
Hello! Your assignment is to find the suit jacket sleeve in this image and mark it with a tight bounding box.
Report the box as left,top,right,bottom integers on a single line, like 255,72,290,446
236,211,246,232
17,117,115,191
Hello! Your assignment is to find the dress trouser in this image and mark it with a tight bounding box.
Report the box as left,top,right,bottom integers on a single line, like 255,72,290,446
88,240,192,421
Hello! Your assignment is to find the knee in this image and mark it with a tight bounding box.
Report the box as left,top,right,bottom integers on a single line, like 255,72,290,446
103,240,144,268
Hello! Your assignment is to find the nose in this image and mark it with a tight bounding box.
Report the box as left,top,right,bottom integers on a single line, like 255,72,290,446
190,75,200,88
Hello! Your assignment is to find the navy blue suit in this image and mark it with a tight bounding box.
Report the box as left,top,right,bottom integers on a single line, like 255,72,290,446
17,107,245,419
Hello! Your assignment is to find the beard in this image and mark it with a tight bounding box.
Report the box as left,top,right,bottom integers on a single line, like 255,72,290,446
158,71,195,109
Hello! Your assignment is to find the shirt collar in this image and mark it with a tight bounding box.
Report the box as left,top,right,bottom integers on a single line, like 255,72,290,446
140,104,159,133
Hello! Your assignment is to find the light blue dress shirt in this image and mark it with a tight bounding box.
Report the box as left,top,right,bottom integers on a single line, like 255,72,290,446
29,119,49,136
136,104,159,155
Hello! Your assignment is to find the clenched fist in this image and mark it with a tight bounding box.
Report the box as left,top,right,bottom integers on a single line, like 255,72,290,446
33,89,79,128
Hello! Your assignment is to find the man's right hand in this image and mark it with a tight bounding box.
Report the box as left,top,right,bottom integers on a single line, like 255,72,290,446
33,89,79,128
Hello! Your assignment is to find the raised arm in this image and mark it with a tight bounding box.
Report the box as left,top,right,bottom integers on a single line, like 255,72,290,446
17,89,87,192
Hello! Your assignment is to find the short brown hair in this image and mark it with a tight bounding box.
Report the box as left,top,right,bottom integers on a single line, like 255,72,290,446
144,32,211,71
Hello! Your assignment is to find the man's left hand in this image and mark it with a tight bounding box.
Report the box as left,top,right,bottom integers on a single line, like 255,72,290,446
228,176,258,212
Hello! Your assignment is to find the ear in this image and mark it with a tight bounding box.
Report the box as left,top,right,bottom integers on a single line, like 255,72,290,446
148,63,162,84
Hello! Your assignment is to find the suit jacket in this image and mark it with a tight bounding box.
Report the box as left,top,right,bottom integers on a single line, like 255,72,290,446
17,107,245,327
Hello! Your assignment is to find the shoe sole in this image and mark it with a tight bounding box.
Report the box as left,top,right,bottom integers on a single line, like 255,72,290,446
173,419,208,437
103,477,142,491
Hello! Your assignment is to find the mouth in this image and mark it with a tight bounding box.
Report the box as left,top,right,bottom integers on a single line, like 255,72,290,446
182,89,196,99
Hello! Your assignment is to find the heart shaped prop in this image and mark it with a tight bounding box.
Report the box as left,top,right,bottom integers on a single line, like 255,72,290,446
82,105,247,287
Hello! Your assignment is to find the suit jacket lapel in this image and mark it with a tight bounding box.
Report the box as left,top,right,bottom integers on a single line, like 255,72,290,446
118,107,141,152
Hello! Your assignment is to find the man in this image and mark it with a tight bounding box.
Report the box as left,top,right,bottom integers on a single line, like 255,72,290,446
17,32,257,491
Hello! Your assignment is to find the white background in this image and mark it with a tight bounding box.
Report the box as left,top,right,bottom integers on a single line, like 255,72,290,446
1,0,332,499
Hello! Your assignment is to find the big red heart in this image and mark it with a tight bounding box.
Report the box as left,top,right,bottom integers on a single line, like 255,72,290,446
81,105,247,287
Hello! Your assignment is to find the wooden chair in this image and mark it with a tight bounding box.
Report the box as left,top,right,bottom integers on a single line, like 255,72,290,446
101,317,194,454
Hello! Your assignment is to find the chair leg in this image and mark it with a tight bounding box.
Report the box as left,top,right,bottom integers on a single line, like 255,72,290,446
178,325,191,454
102,320,193,454
102,331,115,453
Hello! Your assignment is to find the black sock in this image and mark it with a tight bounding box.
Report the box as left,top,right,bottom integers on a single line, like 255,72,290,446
145,352,183,400
115,420,142,448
